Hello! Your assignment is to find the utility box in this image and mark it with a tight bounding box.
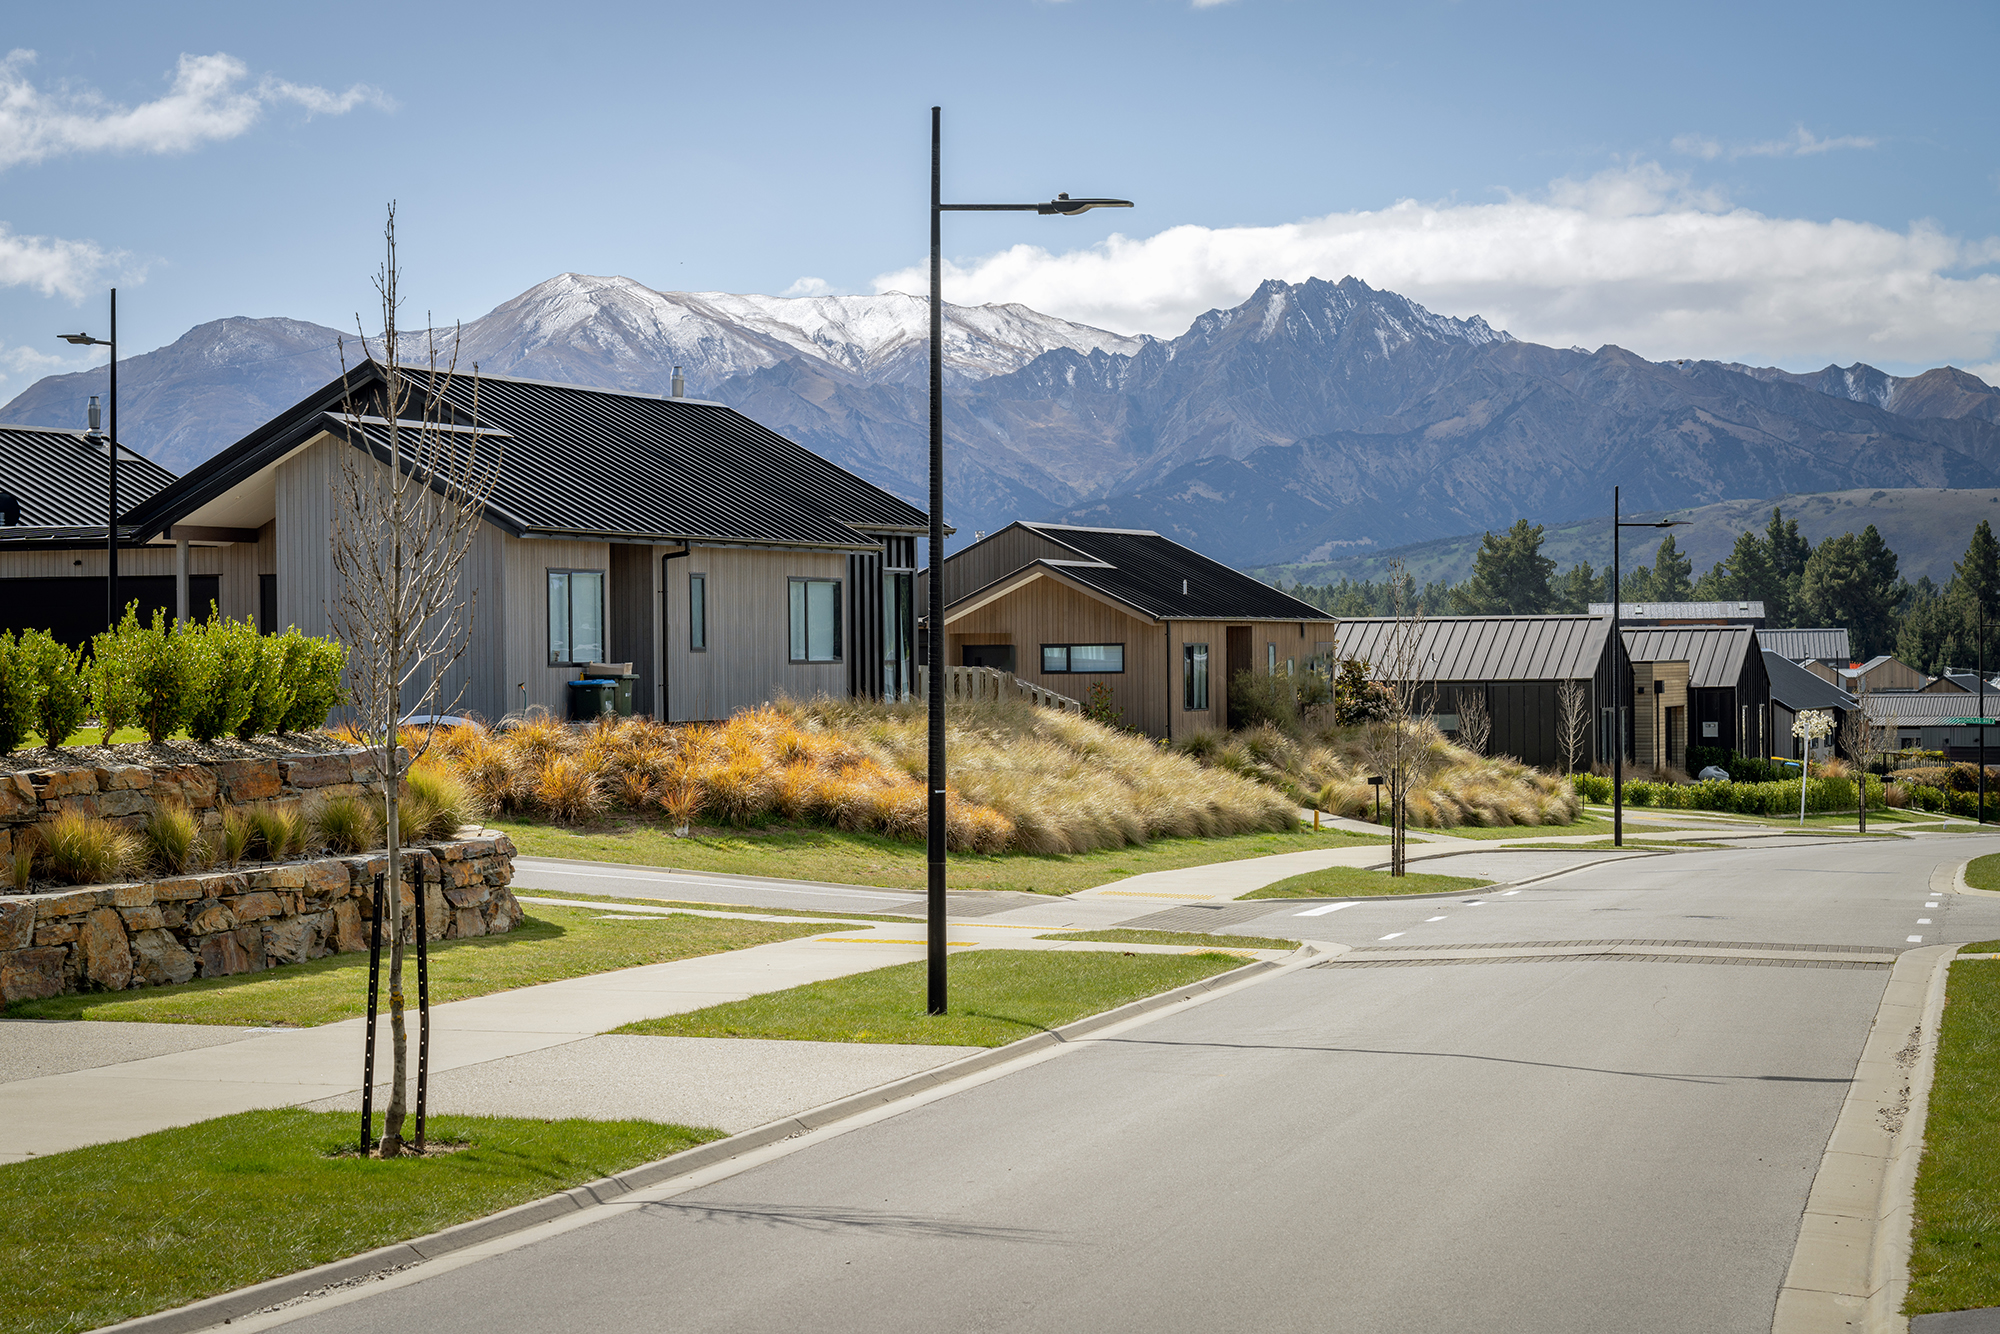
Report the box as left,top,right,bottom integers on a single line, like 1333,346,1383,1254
567,678,616,722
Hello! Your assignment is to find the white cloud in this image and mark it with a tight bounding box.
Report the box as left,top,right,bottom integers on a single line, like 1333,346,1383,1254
781,276,838,297
0,222,124,299
875,162,2000,372
0,49,390,171
1672,126,1879,161
0,341,100,392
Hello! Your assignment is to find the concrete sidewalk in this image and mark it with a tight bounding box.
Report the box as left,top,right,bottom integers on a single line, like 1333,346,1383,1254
0,904,1288,1162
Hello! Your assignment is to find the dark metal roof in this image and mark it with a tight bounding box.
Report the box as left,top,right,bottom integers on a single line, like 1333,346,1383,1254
1588,600,1765,620
122,364,926,549
1763,651,1856,712
0,425,176,540
1335,615,1613,681
996,523,1331,622
1622,625,1758,689
1864,692,2000,721
1757,627,1852,662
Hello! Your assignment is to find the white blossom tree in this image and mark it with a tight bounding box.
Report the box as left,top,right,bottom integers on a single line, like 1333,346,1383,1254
1791,709,1836,825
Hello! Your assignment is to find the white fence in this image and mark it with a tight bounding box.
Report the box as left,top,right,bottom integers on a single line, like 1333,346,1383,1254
914,665,1082,714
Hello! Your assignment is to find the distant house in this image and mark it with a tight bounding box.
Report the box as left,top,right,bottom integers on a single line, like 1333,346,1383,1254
1806,655,1929,695
0,424,186,645
1589,600,1765,628
1865,692,2000,761
1622,625,1772,761
1764,651,1856,762
1922,670,2000,695
928,522,1331,738
1756,627,1852,665
23,364,928,723
1334,615,1619,769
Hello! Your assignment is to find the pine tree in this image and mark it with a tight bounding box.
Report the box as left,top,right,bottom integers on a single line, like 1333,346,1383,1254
1801,529,1902,658
1553,562,1603,613
1648,533,1694,601
1453,519,1556,614
1763,507,1811,627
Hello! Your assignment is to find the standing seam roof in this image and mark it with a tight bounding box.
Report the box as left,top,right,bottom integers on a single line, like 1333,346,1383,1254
0,425,175,532
1621,626,1756,689
1332,616,1613,680
1010,523,1330,621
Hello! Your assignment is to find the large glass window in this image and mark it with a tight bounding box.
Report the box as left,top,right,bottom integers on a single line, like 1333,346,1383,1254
548,569,605,665
1041,643,1124,673
689,573,707,650
789,578,842,662
1183,643,1209,710
883,571,913,699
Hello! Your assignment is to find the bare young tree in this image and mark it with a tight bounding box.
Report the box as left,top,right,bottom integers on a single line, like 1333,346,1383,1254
1556,679,1590,775
331,204,501,1157
1839,675,1884,832
1357,562,1440,875
1456,689,1492,757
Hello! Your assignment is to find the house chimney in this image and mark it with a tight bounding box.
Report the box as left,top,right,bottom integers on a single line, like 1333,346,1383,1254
671,366,686,398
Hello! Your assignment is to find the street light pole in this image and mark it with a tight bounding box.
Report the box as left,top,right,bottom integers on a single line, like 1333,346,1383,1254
59,290,119,631
1609,486,1686,848
924,107,1130,1014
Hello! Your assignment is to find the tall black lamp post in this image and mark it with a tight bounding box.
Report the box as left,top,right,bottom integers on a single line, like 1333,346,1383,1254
59,291,119,631
1610,486,1687,848
925,107,1129,1015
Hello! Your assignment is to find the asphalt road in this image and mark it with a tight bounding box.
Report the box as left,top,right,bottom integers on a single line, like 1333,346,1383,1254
265,835,2000,1334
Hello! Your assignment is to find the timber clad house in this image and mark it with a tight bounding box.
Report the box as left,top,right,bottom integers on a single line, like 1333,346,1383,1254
927,522,1333,739
1,365,928,723
1620,625,1771,762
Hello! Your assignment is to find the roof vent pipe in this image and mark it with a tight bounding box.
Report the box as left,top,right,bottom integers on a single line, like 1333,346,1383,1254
1182,579,1188,595
671,366,686,398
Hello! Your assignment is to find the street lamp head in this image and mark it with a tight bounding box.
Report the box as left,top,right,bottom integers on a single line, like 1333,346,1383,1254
59,332,103,346
1037,193,1134,216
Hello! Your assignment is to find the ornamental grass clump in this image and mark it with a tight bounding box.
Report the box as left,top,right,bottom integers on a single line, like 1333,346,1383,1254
11,829,37,891
144,799,207,874
248,803,308,862
218,808,255,868
534,754,606,825
40,812,141,886
310,793,381,855
405,761,480,839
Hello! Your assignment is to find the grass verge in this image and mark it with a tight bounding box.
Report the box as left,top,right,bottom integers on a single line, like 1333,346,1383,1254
512,888,919,924
495,817,1384,896
1417,814,1619,841
6,907,830,1026
1036,928,1300,951
1906,958,2000,1315
1242,864,1493,899
1965,855,2000,894
615,949,1248,1047
0,1109,717,1334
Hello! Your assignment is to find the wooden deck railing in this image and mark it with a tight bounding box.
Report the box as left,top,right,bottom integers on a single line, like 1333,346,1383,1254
914,665,1082,714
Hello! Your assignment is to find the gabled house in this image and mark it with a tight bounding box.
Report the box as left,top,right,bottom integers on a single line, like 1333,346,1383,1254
1805,654,1929,695
1864,692,2000,761
0,424,186,646
1757,627,1852,665
927,522,1332,738
1622,625,1772,760
1588,600,1765,628
1763,651,1856,762
1334,614,1619,769
20,364,928,723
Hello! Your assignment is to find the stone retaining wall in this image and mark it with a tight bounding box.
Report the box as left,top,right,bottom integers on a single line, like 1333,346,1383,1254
0,742,389,886
0,834,521,1002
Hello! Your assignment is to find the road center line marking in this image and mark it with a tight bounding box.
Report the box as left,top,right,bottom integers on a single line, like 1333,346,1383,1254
1500,889,1520,895
1295,903,1355,917
1378,932,1405,940
1917,919,1932,924
1425,916,1446,922
1925,902,1939,907
1908,935,1924,943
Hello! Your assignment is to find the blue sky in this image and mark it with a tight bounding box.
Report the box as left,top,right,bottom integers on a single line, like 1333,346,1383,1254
4,0,1999,399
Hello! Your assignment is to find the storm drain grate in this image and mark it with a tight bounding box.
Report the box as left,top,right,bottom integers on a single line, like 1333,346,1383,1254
1315,953,1890,971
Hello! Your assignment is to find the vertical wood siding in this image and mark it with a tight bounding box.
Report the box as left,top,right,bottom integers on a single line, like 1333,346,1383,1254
946,578,1163,734
661,545,850,722
502,534,611,718
939,527,1081,604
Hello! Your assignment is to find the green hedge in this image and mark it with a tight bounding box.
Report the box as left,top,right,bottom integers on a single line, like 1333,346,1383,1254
0,604,347,755
1570,771,1886,816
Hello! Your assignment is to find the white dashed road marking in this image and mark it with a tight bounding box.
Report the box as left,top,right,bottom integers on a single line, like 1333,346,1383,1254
1379,933,1405,941
1425,916,1446,922
1909,936,1924,943
1295,903,1356,917
1918,919,1932,924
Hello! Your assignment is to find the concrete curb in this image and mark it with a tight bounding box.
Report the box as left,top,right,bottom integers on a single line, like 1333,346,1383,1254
1233,850,1680,910
1949,856,2000,899
1772,943,1958,1334
91,950,1301,1334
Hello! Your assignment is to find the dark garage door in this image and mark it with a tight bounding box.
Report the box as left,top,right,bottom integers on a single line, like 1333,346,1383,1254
0,576,220,649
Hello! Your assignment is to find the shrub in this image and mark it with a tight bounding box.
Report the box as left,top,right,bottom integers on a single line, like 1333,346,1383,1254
405,762,480,839
88,606,145,743
277,631,347,733
310,793,381,854
0,631,37,754
1624,781,1657,807
1570,771,1612,803
40,812,141,885
185,613,263,743
144,799,207,874
121,607,198,744
1228,670,1298,732
19,630,90,751
1083,680,1124,730
535,754,606,825
1883,782,1911,809
237,633,295,740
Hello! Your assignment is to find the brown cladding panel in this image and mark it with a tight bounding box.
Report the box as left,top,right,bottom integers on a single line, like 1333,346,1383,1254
946,575,1165,736
939,526,1089,605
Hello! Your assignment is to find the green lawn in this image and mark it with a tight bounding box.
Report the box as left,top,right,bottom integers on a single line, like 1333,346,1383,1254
1906,958,2000,1316
1242,864,1493,899
616,949,1249,1047
493,816,1384,896
6,906,830,1026
1036,928,1301,950
1417,814,1618,840
1965,855,2000,894
513,888,920,924
0,1110,717,1334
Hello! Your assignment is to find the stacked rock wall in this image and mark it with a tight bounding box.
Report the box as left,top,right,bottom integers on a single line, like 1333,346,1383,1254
0,835,521,1001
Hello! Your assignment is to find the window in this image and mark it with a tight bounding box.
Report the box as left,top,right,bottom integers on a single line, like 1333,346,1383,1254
1041,643,1124,674
1184,643,1209,710
789,578,842,662
689,573,707,650
1267,643,1277,673
548,569,605,665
